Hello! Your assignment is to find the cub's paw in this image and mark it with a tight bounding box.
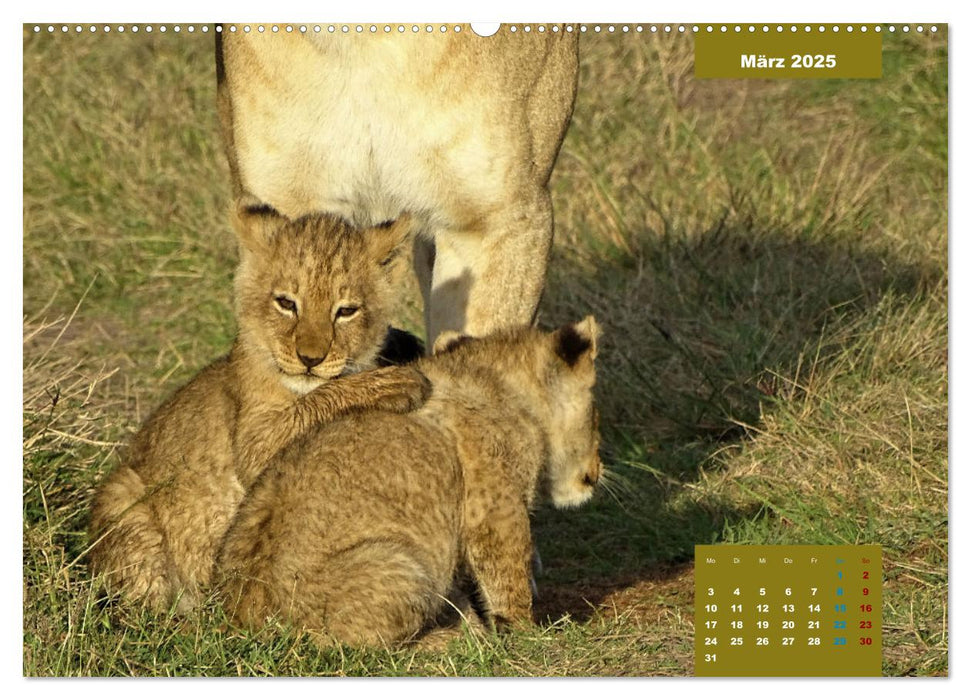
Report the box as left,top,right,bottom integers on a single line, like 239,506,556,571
490,609,534,635
371,365,432,413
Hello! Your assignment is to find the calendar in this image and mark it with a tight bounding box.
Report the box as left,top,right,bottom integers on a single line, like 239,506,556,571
694,545,882,676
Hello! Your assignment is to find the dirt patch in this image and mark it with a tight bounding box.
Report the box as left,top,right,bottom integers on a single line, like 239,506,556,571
535,562,695,626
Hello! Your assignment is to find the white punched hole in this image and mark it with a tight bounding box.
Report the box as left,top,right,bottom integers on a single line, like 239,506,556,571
470,23,501,37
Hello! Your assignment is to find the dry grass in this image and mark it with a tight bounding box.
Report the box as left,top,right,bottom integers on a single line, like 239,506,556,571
23,27,947,676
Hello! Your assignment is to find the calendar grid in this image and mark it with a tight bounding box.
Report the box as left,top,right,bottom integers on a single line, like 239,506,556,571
694,545,882,676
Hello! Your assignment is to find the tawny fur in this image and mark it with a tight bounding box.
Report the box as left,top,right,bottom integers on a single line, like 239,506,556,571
216,27,578,343
88,205,428,612
217,318,602,645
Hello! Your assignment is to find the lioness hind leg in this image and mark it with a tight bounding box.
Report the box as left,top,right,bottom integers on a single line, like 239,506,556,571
427,190,554,344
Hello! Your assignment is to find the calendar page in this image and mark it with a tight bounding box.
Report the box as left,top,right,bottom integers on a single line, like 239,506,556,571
22,16,947,678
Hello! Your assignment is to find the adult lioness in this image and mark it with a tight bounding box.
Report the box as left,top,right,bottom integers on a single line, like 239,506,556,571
216,25,578,344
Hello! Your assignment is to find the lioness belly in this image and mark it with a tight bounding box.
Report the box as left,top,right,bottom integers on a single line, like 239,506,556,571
228,34,516,230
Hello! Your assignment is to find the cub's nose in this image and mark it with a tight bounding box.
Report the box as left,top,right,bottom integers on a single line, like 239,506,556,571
582,458,603,487
298,353,325,369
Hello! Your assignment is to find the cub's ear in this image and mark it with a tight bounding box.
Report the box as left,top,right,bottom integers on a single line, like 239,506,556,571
367,214,415,267
433,330,473,355
232,195,285,255
553,315,601,367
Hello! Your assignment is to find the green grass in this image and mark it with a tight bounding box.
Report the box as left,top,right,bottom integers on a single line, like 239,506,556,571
23,26,947,676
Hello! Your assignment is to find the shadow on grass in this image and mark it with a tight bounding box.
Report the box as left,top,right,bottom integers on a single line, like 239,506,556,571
532,219,940,621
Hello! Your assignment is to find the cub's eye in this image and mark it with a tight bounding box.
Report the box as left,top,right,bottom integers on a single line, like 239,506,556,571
335,305,360,320
274,295,297,314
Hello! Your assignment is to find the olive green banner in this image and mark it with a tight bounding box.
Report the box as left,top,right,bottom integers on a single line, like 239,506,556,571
695,27,882,79
695,545,883,677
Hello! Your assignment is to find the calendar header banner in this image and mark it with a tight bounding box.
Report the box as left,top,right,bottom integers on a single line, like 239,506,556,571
695,26,883,79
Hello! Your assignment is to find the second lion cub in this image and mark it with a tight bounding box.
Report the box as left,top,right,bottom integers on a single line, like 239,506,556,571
217,318,602,645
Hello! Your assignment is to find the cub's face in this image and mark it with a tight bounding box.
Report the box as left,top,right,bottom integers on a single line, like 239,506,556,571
233,205,410,395
546,317,603,508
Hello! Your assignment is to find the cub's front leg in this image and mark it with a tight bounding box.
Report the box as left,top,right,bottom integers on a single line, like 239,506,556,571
461,502,534,629
302,364,432,418
235,365,431,487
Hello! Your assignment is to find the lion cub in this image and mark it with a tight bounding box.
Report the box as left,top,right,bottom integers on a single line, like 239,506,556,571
217,317,602,645
89,203,427,612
